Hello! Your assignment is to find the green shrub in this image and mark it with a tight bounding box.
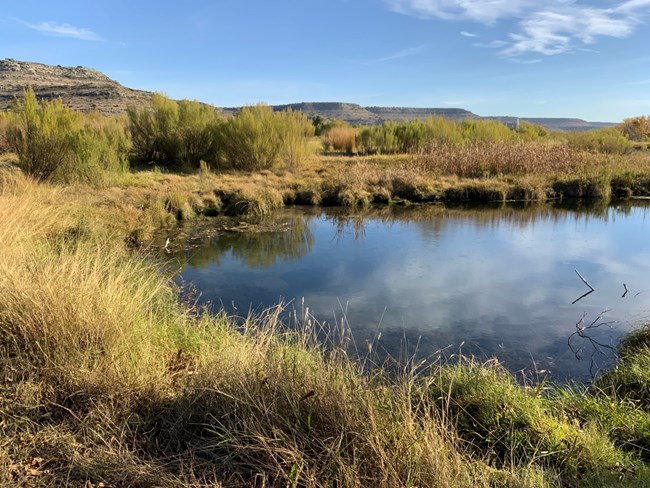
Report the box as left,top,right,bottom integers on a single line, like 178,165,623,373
277,108,315,168
0,112,12,154
128,93,221,167
217,105,313,170
7,88,129,183
356,117,519,155
516,121,550,141
564,128,631,154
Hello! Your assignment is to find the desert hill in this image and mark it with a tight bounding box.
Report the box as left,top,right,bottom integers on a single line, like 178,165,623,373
0,59,615,131
0,59,152,115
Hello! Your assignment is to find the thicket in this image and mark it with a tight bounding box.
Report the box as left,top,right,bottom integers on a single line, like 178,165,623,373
217,104,314,170
6,88,130,183
354,117,520,155
563,127,631,154
127,93,222,167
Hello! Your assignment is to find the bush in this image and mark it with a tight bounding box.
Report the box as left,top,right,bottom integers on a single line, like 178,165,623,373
7,88,129,183
217,105,313,170
564,128,631,154
619,116,650,142
321,126,358,154
0,112,12,155
356,118,520,155
128,94,221,167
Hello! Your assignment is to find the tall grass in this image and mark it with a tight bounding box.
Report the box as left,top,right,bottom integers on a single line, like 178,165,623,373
1,172,649,485
321,126,359,154
415,141,594,178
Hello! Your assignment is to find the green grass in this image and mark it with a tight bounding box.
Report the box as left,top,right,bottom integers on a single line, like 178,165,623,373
1,169,650,486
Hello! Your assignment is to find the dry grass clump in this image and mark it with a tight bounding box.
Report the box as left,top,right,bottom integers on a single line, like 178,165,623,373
321,126,359,154
416,141,595,178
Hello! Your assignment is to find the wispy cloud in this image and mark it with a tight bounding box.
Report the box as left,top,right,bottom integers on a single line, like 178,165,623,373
385,0,649,58
365,45,427,64
385,0,534,23
460,31,478,37
18,20,102,41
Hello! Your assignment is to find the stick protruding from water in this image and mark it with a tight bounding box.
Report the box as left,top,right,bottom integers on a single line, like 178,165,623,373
574,269,595,291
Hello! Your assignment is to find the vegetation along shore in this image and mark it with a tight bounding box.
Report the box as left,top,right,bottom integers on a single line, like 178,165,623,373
1,90,650,486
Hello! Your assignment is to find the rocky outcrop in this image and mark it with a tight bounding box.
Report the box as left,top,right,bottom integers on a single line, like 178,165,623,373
0,59,152,115
0,59,615,130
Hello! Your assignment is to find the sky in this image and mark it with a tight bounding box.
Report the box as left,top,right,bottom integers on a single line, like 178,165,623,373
1,0,650,122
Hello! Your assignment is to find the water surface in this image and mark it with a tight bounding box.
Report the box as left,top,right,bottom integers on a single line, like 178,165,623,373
169,201,650,381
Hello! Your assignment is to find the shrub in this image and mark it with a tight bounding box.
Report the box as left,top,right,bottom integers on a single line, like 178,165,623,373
356,118,519,155
277,108,315,168
128,93,221,167
619,115,650,142
7,88,129,183
0,112,12,154
216,105,313,170
564,128,631,154
516,121,550,141
321,126,358,154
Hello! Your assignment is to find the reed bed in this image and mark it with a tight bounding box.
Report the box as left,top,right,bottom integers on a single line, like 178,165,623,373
415,141,596,178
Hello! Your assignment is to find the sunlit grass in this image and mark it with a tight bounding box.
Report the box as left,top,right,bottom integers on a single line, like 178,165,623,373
1,171,649,485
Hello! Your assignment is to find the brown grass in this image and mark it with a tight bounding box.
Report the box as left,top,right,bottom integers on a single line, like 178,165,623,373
1,169,649,486
321,127,359,154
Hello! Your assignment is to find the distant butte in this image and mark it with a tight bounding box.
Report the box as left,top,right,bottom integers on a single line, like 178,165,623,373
0,59,615,131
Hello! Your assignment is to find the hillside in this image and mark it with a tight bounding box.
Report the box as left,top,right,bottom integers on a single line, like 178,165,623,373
0,59,152,115
0,59,615,130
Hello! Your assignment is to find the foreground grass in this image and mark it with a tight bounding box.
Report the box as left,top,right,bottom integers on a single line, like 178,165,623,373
1,171,650,486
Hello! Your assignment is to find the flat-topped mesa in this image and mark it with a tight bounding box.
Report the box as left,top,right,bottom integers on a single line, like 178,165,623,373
0,59,617,130
364,106,479,122
271,102,383,125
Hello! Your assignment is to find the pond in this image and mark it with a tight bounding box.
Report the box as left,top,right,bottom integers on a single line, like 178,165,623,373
165,201,650,381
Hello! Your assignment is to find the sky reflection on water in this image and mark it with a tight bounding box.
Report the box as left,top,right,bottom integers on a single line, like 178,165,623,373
172,202,650,381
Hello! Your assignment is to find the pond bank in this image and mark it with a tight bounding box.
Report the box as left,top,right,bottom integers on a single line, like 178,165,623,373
1,168,650,486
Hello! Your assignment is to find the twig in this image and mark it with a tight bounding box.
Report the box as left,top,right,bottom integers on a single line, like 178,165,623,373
572,289,594,305
574,269,594,291
622,283,629,298
567,311,617,377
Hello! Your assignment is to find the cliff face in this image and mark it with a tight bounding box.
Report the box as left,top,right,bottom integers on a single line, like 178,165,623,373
0,59,153,115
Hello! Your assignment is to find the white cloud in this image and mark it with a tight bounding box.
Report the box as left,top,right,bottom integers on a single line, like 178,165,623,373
21,20,102,41
385,0,649,57
460,30,478,37
385,0,534,23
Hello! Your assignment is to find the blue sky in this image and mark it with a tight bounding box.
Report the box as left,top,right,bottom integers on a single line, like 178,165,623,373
1,0,650,121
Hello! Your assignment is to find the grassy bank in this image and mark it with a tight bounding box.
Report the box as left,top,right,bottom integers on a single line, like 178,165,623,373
1,169,650,486
3,143,649,247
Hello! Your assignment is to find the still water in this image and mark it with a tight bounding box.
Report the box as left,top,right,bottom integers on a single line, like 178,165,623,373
169,201,650,381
